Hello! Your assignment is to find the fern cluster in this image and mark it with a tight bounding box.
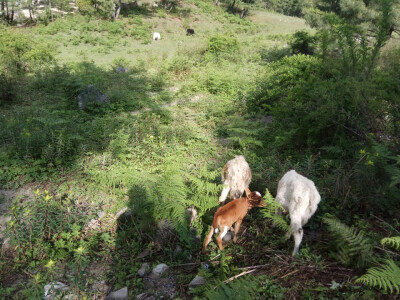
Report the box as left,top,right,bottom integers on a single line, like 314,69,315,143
261,188,289,232
322,215,374,268
356,236,400,294
88,148,221,246
205,276,261,300
356,259,400,294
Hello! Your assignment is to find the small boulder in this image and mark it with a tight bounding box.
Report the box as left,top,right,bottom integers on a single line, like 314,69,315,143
1,237,11,254
174,245,182,255
151,263,169,278
44,282,69,300
137,292,155,300
109,286,128,299
189,275,205,287
222,232,232,242
138,263,151,277
116,67,128,73
77,85,107,110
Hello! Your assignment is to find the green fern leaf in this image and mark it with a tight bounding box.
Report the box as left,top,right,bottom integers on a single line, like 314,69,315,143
206,276,261,300
356,259,400,294
381,237,400,250
322,215,374,267
261,188,289,232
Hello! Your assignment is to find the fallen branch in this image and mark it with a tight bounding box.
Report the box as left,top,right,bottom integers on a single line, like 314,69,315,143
237,263,271,271
280,269,299,279
213,269,255,290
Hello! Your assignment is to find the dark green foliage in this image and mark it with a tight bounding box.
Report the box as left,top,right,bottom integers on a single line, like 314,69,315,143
205,276,261,299
247,50,400,212
323,215,375,268
265,0,304,16
289,30,315,55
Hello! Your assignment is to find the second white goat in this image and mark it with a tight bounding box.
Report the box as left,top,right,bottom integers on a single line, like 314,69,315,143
275,170,321,256
219,155,252,203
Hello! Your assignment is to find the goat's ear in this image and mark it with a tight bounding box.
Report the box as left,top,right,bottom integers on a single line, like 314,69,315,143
244,188,251,197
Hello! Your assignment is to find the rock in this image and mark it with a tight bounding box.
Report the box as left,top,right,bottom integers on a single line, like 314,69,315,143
108,286,128,299
185,207,198,223
0,215,11,239
189,275,205,287
44,282,69,300
116,67,128,73
137,249,150,259
174,245,182,255
92,280,109,293
63,294,76,300
222,232,232,242
77,85,107,110
136,292,155,300
151,263,169,278
138,263,151,277
1,237,11,254
155,220,175,250
97,210,105,218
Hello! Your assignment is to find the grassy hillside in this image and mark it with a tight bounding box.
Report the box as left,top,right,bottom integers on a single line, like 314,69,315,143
1,0,399,299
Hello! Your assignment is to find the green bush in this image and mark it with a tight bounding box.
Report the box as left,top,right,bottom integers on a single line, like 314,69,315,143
205,34,240,55
248,53,400,212
289,30,316,55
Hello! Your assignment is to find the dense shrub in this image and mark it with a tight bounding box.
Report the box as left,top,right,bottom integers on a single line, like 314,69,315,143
248,54,400,212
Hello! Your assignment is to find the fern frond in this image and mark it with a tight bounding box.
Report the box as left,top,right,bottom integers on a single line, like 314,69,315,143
381,237,400,250
205,276,260,300
356,259,400,294
322,215,374,267
261,188,289,232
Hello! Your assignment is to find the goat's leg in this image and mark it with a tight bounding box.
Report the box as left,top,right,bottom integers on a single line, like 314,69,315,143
291,219,303,256
216,226,228,250
233,219,243,243
202,226,215,253
219,185,230,203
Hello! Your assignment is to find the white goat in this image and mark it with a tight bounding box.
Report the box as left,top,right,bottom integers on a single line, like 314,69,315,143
275,170,321,256
219,155,252,203
153,32,161,40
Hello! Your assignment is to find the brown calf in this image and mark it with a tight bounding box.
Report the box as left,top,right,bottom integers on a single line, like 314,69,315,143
203,188,265,253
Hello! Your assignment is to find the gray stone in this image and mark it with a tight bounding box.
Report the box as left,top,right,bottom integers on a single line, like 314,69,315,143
151,263,169,277
174,245,182,254
44,282,69,300
109,286,128,299
0,215,11,239
189,275,205,287
222,232,232,242
138,263,151,277
116,67,128,73
77,85,107,110
185,207,198,223
1,237,11,254
136,292,155,300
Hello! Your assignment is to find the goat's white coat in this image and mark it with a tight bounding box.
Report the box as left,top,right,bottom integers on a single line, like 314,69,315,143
219,155,252,203
276,170,321,256
153,32,161,40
